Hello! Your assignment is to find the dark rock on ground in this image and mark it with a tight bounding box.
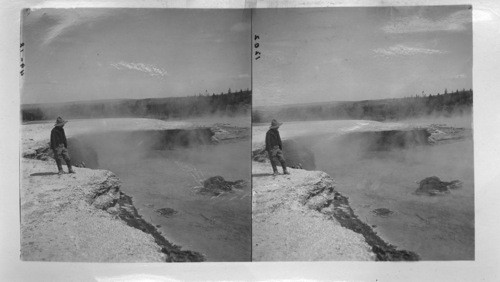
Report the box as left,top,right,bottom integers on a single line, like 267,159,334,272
252,148,268,163
416,176,462,196
23,144,52,161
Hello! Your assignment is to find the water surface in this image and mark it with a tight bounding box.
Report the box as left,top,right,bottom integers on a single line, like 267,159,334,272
279,118,474,260
97,140,251,261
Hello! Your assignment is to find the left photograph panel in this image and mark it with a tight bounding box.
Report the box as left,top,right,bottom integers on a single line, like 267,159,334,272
20,8,252,262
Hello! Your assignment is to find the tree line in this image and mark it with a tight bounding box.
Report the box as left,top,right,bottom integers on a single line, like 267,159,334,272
22,89,251,121
252,89,472,123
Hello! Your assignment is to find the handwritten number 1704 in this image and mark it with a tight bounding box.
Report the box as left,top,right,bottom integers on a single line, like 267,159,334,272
254,35,260,60
20,42,25,76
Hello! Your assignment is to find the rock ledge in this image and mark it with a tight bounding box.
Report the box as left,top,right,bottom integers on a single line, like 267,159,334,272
21,119,204,262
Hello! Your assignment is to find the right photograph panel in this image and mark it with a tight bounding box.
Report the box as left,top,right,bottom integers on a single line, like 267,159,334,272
251,6,473,261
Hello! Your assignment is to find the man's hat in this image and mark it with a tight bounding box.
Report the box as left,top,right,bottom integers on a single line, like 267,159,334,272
270,119,282,129
54,117,68,127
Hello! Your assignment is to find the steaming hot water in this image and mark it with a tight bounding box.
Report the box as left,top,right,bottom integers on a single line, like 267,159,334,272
314,136,474,260
101,142,251,261
71,126,251,262
255,118,474,260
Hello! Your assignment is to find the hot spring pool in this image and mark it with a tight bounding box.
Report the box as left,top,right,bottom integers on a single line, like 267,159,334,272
280,119,474,260
71,130,251,262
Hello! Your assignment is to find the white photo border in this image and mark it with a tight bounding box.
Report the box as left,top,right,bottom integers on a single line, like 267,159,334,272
2,0,500,280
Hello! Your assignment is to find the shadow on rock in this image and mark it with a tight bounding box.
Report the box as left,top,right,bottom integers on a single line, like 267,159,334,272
252,173,275,178
30,172,59,177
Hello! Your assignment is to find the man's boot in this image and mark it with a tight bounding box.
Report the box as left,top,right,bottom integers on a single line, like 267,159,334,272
271,160,279,176
67,164,76,174
57,164,64,175
282,164,290,175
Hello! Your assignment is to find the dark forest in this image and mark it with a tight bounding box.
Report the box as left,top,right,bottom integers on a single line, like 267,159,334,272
22,89,251,122
253,89,472,123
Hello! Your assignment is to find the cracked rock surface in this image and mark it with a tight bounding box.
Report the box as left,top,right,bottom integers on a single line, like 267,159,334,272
21,158,166,262
252,161,375,261
20,118,203,262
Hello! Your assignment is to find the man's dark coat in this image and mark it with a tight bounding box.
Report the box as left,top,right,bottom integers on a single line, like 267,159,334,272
265,128,283,151
50,126,68,150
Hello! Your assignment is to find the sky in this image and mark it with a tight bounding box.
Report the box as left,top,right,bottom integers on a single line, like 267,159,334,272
253,6,473,106
21,8,251,104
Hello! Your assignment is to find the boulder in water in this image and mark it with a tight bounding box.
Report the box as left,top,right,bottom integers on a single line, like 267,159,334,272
372,208,394,217
155,207,178,218
198,176,246,196
415,176,462,196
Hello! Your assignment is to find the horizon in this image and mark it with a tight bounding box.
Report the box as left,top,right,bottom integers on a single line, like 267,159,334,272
21,8,251,104
253,6,472,107
22,85,468,108
253,87,472,109
21,87,252,107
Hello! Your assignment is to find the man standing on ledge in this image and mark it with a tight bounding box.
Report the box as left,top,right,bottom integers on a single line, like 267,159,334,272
265,119,290,176
50,117,75,175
